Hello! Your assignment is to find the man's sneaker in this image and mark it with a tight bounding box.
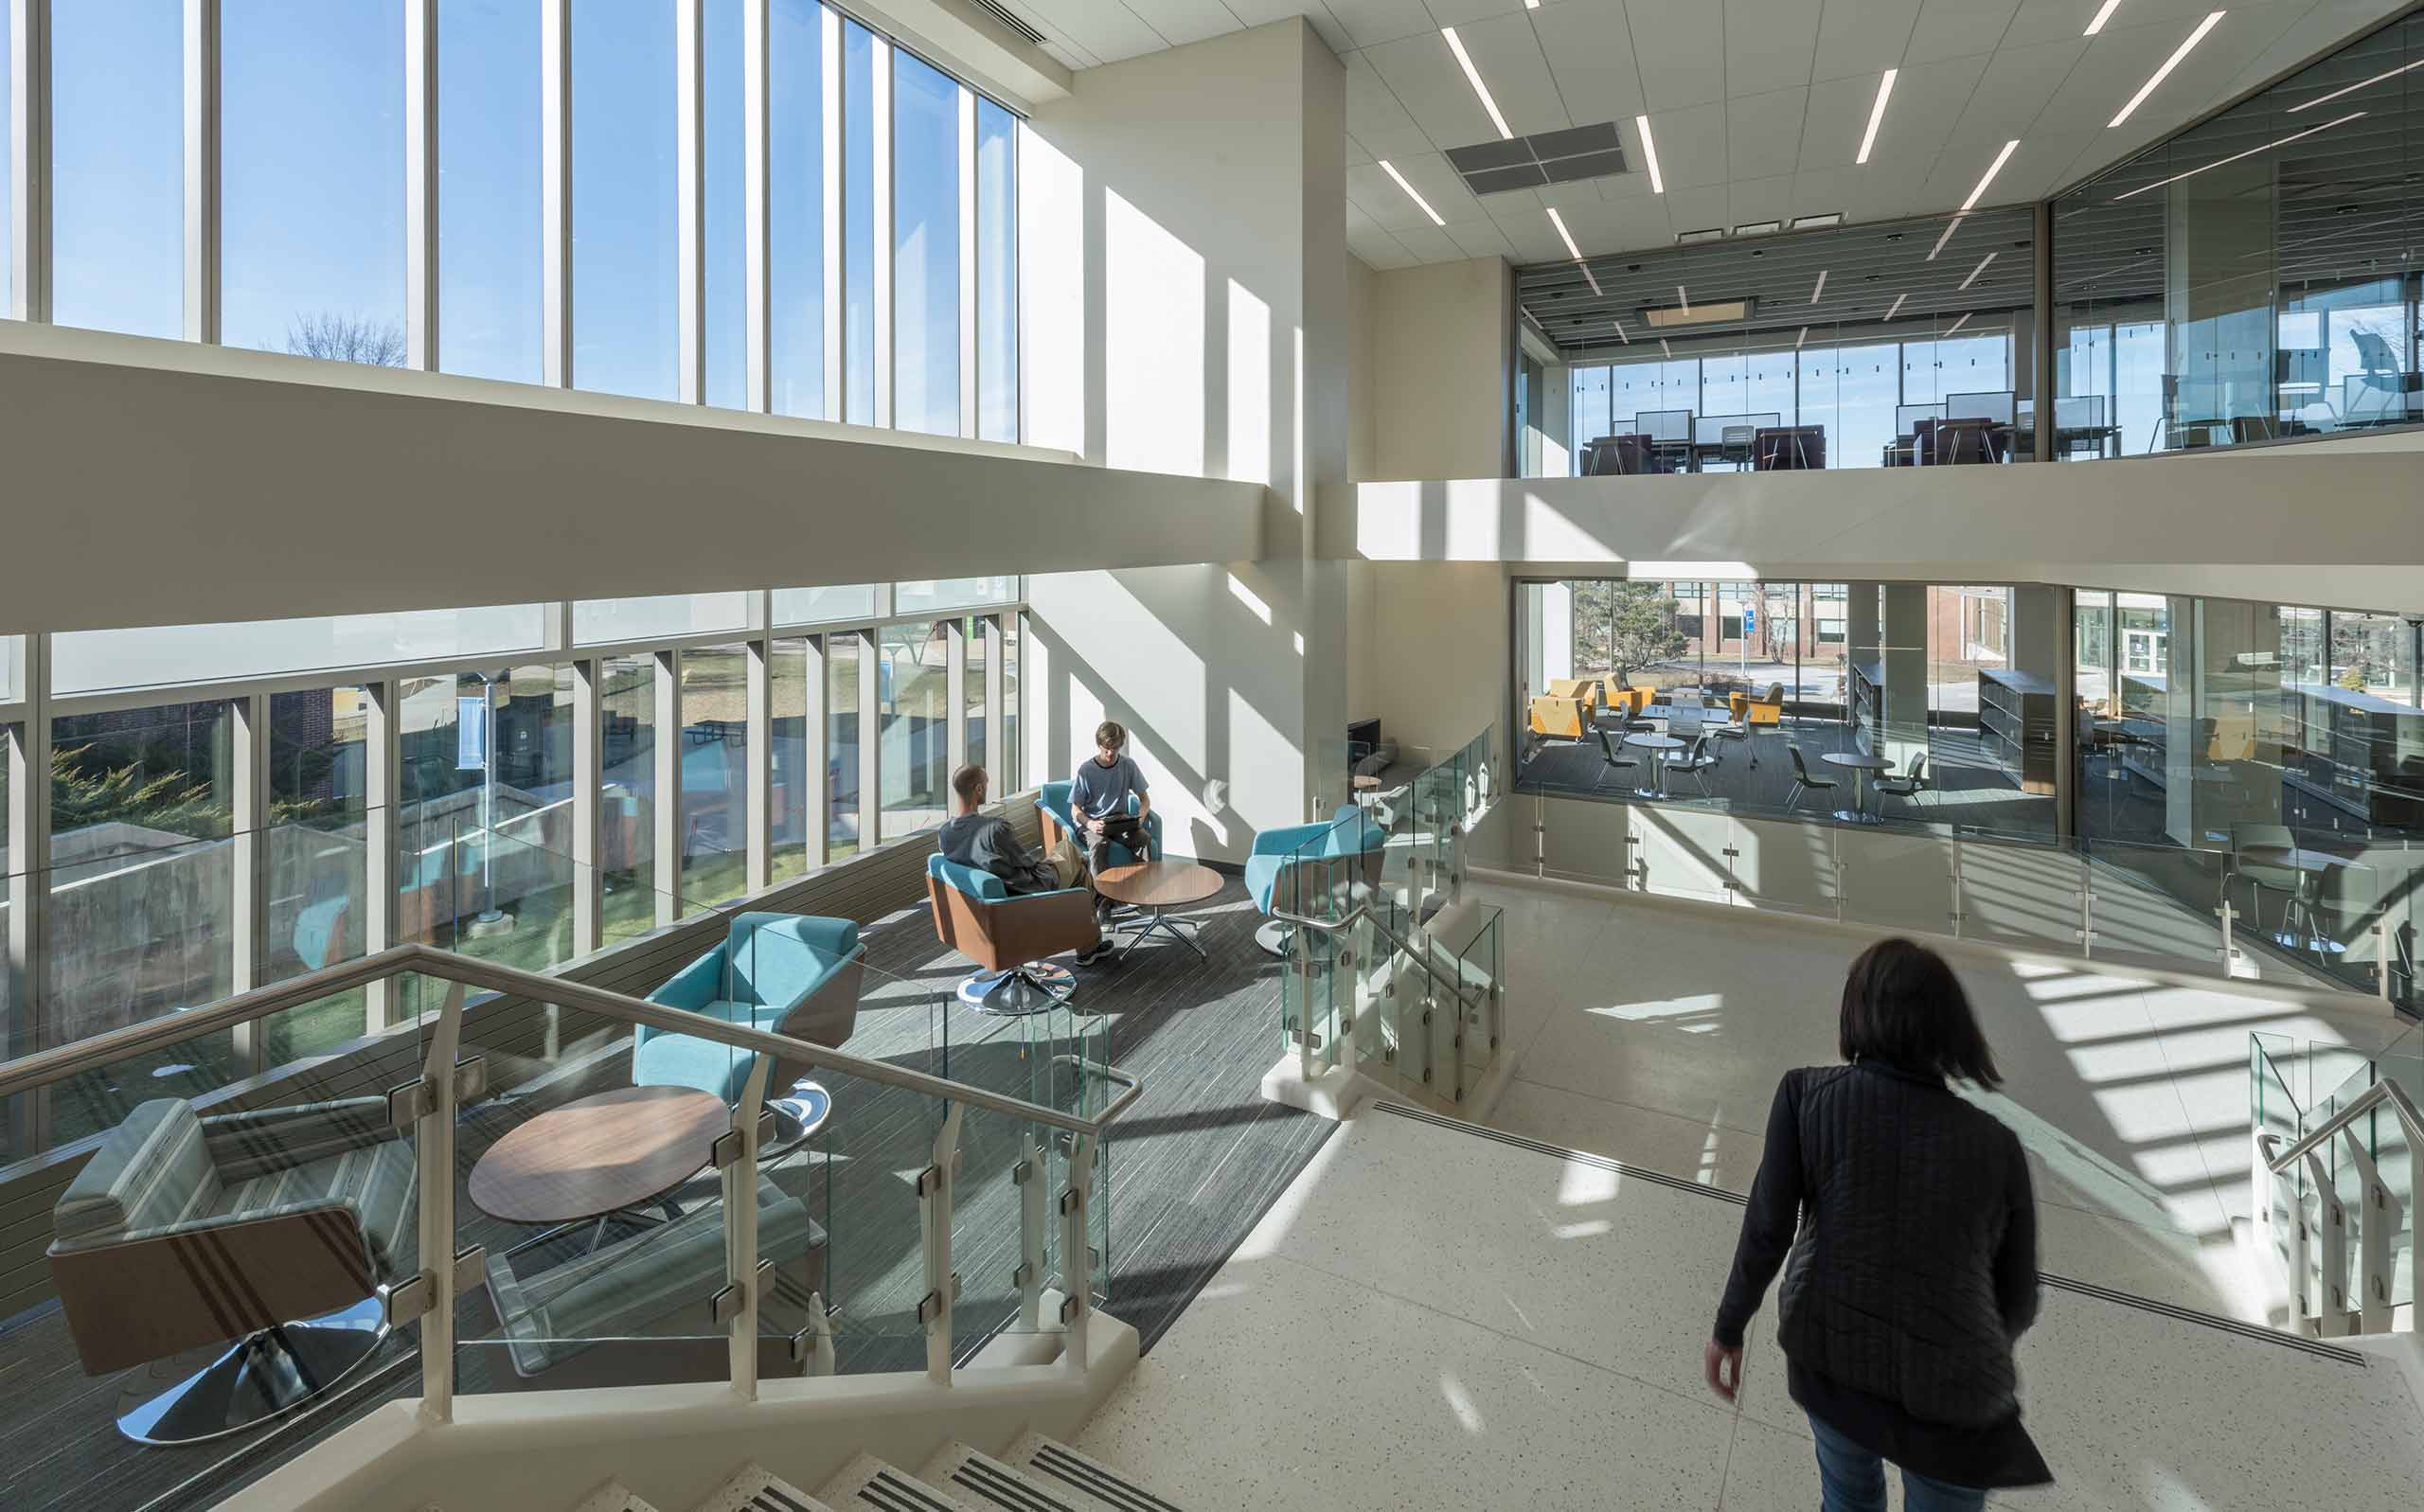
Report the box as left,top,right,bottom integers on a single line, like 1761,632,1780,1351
1076,939,1114,967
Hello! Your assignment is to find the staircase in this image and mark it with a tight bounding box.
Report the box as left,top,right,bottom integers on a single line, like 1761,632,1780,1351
553,1435,1182,1512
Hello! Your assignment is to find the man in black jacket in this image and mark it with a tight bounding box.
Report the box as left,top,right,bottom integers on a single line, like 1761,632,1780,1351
936,766,1110,965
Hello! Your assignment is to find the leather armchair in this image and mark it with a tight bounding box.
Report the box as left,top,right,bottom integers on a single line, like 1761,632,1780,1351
638,912,866,1104
47,1095,416,1443
1036,782,1164,866
926,854,1101,1013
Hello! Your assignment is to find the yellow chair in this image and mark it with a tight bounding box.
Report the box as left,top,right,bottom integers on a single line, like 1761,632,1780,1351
1545,678,1603,717
1606,685,1652,716
1725,685,1785,767
1528,694,1587,742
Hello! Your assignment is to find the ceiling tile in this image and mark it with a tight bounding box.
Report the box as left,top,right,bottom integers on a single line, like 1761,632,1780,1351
1860,50,1994,165
1951,36,2088,141
1352,231,1421,268
1812,0,1923,82
1022,0,1178,62
1323,0,1441,49
1726,0,1824,98
1532,2,1648,126
1346,132,1376,165
1391,222,1471,260
1728,87,1811,182
1443,217,1520,258
1649,100,1731,189
1364,30,1506,151
1906,1,2022,69
1130,0,1252,47
1219,0,1356,58
1346,49,1446,157
1796,71,1882,170
1627,0,1728,111
1422,0,1528,25
2001,0,2105,51
1727,172,1797,227
1396,150,1494,221
1451,10,1574,139
1663,184,1732,238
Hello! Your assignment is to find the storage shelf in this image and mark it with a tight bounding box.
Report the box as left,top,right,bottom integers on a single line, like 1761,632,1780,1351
1978,667,2056,795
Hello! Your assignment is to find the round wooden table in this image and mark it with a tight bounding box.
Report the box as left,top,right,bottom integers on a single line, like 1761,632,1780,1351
470,1085,727,1229
1096,859,1223,961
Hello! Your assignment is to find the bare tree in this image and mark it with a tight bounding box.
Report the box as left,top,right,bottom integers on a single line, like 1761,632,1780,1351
284,311,407,367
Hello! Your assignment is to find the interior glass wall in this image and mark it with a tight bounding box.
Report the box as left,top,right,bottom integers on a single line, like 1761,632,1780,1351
265,684,369,1062
828,630,864,859
770,636,811,884
677,644,750,904
1515,578,2058,843
2053,10,2424,454
877,620,948,841
598,650,660,942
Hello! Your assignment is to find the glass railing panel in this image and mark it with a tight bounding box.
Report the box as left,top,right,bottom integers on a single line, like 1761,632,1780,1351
1729,812,1839,919
2082,838,2228,978
2310,1030,2422,1316
1628,800,1732,903
1958,835,2087,956
0,972,429,1500
1836,826,1958,937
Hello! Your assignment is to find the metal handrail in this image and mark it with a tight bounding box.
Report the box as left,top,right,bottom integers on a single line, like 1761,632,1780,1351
2266,1076,2424,1174
1269,898,1488,1008
0,942,1140,1138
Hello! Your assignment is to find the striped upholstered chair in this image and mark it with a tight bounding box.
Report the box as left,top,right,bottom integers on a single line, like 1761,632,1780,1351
46,1095,416,1444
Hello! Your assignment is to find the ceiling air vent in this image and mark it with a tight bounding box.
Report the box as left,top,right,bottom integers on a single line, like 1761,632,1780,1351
965,0,1048,46
1676,226,1727,245
1444,122,1629,196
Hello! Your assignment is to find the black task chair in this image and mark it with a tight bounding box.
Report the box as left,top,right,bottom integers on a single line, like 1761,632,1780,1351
1667,733,1720,795
1786,746,1838,812
2226,823,2322,949
1593,727,1638,790
1874,753,1929,815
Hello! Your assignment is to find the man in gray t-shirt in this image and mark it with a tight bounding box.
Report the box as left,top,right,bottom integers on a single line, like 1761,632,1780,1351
1070,720,1151,916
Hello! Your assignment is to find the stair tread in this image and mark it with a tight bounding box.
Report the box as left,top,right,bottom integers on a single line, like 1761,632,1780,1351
570,1480,665,1512
917,1441,1086,1512
693,1460,835,1512
814,1452,966,1512
1004,1432,1187,1512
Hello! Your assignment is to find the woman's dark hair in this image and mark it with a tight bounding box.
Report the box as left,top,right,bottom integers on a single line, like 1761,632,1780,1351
1839,937,2002,1089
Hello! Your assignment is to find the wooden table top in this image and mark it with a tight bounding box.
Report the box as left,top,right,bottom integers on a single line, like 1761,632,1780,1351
1095,859,1224,908
468,1085,728,1226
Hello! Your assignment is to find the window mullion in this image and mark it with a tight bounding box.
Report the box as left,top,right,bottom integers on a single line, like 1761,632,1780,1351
405,0,437,369
956,83,975,440
870,33,892,429
676,0,705,405
182,0,218,344
744,0,771,412
654,648,683,924
9,0,51,322
541,0,571,386
820,3,842,423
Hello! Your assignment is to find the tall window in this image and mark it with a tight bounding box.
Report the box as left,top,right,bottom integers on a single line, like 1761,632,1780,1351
703,0,749,408
974,98,1017,442
52,1,184,338
437,0,543,382
892,51,958,436
840,18,878,425
827,631,863,858
878,620,946,841
679,645,750,904
770,0,827,418
223,0,407,365
598,652,659,941
571,0,678,400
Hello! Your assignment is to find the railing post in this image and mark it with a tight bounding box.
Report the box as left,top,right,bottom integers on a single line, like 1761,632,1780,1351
2253,1130,2281,1308
2338,1129,2395,1335
2302,1147,2347,1335
1292,927,1315,1081
2375,921,2394,1005
2219,896,2239,977
1015,1130,1047,1333
918,1103,964,1385
1060,1131,1096,1377
722,1054,772,1400
412,982,465,1423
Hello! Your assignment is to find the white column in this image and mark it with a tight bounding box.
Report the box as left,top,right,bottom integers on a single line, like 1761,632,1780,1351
230,691,270,1072
182,0,219,344
571,657,603,953
8,0,50,323
404,0,438,369
946,617,968,783
654,649,683,924
857,630,881,847
675,0,706,405
983,614,1006,789
540,0,572,387
6,634,52,1153
363,678,401,1029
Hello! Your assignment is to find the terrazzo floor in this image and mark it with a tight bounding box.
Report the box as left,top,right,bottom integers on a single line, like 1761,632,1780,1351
1078,1106,2424,1511
1465,875,2411,1323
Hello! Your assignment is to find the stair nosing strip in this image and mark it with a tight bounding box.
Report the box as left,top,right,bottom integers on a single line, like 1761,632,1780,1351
863,1472,958,1512
1365,1100,2371,1367
954,1459,1073,1512
1028,1446,1185,1512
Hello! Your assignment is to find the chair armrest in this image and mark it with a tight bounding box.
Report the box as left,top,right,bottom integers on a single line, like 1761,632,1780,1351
643,944,727,1041
202,1097,397,1183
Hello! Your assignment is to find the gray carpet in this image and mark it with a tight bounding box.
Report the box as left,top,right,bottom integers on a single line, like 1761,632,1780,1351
0,876,1328,1510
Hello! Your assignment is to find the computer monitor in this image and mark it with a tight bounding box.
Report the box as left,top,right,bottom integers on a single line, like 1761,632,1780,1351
1943,390,2014,425
1634,409,1692,443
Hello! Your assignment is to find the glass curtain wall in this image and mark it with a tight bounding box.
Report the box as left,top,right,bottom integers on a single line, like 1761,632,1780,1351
8,1,1019,442
1515,578,2058,842
2053,10,2424,454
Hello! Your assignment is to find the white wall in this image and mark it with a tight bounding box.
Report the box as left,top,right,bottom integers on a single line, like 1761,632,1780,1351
1366,561,1509,763
1346,255,1378,483
1018,19,1348,860
1364,257,1512,482
0,323,1264,636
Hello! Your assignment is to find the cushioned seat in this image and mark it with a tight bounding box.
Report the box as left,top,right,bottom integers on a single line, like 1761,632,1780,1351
638,912,866,1105
926,853,1100,1013
1036,781,1164,865
1244,805,1387,956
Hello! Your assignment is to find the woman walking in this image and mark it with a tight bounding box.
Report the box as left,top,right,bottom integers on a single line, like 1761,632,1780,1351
1703,938,2052,1509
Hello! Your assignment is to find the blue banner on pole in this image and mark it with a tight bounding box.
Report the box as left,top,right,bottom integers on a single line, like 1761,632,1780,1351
1742,606,1756,636
456,697,489,771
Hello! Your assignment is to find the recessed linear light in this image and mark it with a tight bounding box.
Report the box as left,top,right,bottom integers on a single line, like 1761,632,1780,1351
1927,215,1966,260
2084,0,2121,37
2288,56,2424,115
1634,115,1665,193
1524,0,1540,8
2112,111,2363,201
1377,160,1445,226
1809,270,1828,302
1442,27,1513,141
1582,265,1603,296
1795,326,1809,348
1957,251,1997,291
2110,11,2224,129
1613,318,1631,344
1546,205,1583,260
1884,293,1908,320
1660,338,1673,358
1945,312,1972,335
1857,69,1898,164
1677,284,1689,311
1961,140,2020,211
1645,298,1752,329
